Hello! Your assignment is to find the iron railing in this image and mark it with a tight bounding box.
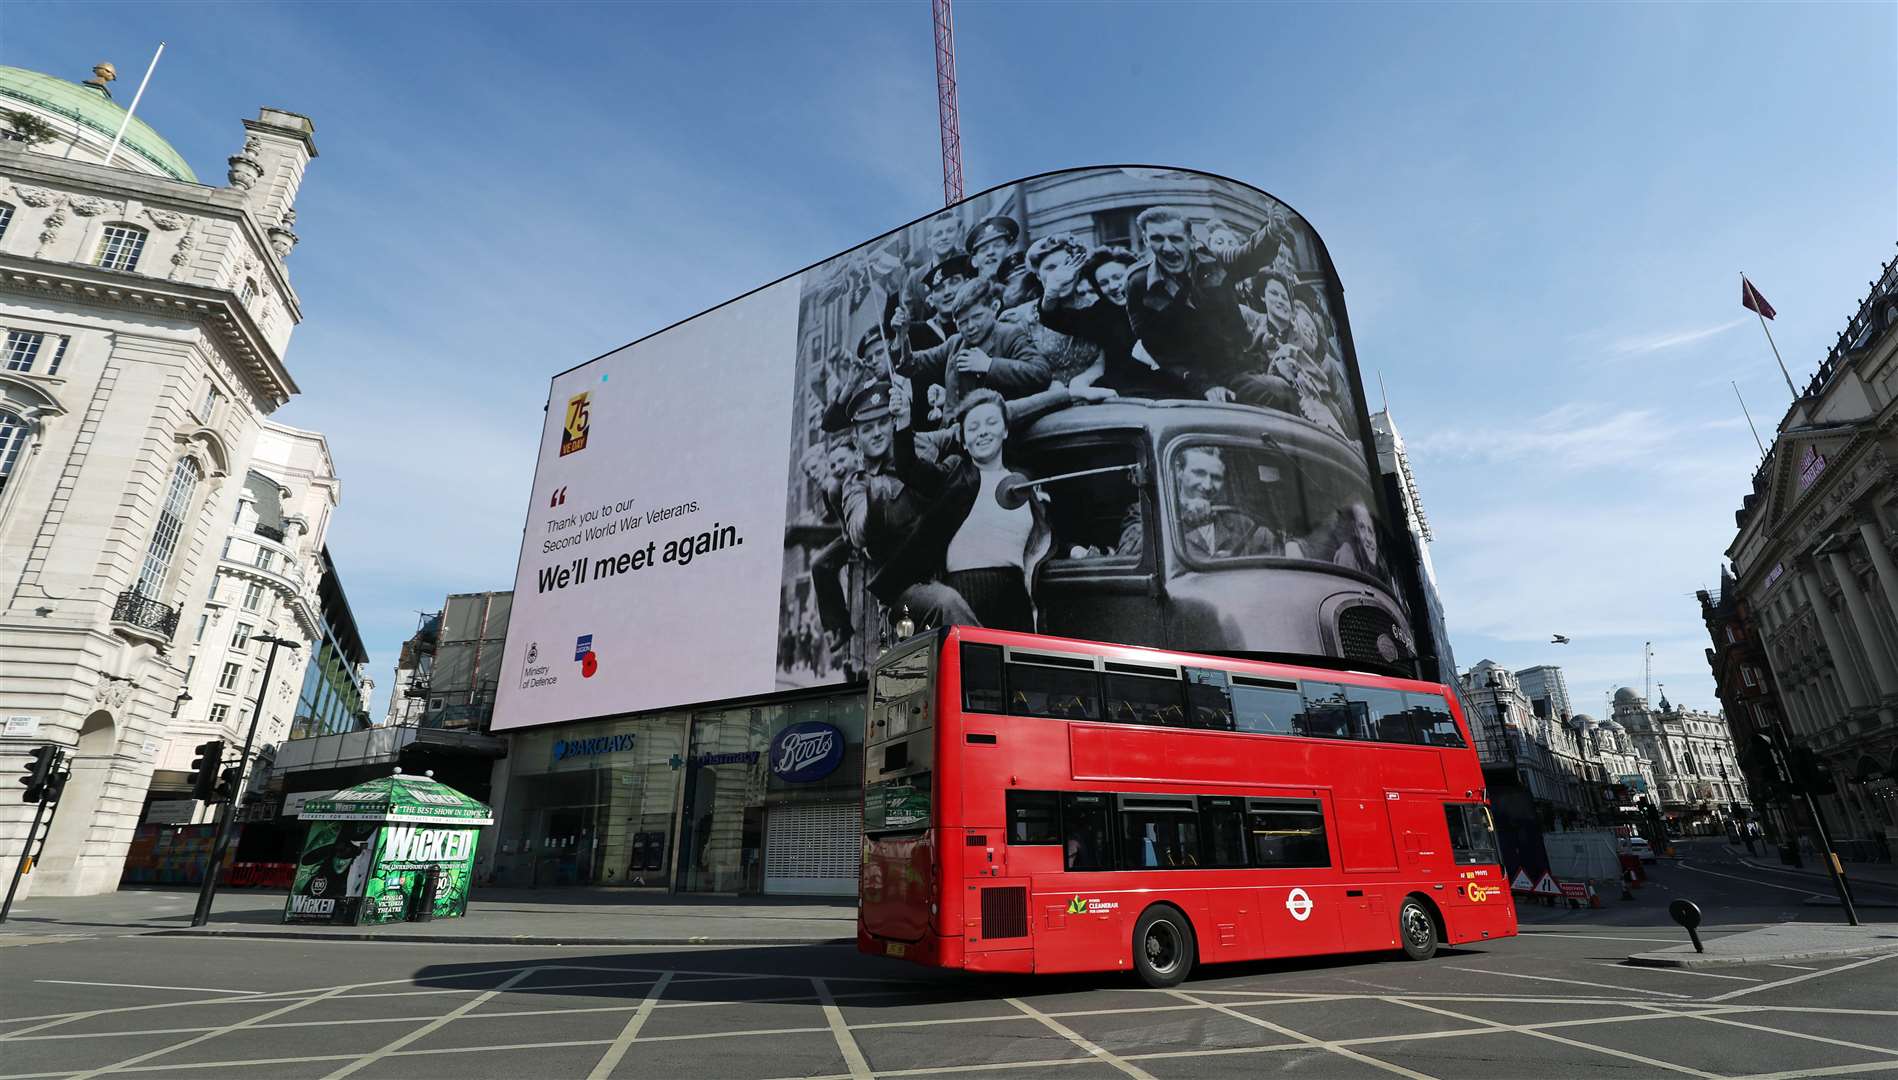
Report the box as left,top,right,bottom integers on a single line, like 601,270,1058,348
253,522,287,543
112,590,179,639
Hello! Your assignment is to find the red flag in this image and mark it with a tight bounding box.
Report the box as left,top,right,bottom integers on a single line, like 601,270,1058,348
1741,276,1776,320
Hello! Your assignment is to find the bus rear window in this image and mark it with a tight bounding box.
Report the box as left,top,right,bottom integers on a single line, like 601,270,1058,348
961,643,1004,714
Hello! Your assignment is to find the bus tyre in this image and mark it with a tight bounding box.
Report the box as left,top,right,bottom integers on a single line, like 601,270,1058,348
1398,898,1438,961
1132,906,1195,988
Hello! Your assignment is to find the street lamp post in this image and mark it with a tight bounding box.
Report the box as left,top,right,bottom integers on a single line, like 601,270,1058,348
191,633,299,928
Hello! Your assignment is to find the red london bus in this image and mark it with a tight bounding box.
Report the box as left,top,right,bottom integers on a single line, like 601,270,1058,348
858,626,1515,987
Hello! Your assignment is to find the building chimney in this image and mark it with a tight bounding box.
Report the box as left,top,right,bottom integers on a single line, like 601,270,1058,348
235,107,317,244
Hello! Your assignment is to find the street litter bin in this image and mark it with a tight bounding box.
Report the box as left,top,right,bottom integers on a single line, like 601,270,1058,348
409,864,442,923
1779,843,1803,867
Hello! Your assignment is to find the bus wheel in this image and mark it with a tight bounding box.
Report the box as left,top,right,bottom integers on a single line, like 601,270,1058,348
1132,905,1195,988
1398,897,1438,961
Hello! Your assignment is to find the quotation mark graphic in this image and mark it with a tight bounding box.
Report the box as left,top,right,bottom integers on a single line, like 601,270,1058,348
550,486,568,508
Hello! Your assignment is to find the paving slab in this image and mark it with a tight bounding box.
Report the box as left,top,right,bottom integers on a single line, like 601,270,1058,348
1627,922,1898,967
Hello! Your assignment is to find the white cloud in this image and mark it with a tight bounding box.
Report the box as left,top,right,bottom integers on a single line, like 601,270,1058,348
1405,403,1674,470
1608,317,1748,356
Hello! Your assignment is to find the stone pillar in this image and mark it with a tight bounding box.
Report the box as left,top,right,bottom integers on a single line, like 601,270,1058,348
1857,517,1898,622
1828,550,1898,697
1800,567,1872,708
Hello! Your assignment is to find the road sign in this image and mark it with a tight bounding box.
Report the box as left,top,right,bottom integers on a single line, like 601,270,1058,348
1510,868,1534,892
1559,881,1588,900
1534,872,1561,896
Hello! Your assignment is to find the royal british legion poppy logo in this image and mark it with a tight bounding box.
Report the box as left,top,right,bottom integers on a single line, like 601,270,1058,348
560,392,591,456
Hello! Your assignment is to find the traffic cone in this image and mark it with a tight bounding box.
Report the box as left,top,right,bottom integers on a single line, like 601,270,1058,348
1588,882,1602,909
1621,869,1636,901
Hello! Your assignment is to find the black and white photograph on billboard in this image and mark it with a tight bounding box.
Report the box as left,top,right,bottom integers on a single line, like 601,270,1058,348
775,166,1411,690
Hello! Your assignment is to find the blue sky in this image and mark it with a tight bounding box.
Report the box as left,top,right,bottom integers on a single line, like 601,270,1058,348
5,1,1894,719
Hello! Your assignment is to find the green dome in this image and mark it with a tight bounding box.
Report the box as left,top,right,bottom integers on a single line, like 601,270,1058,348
0,65,197,183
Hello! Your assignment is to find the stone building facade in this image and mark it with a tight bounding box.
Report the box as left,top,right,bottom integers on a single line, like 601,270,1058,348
1610,688,1749,832
1724,249,1898,854
0,62,318,895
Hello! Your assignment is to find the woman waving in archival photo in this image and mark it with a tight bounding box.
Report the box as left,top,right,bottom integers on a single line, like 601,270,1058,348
876,383,1061,632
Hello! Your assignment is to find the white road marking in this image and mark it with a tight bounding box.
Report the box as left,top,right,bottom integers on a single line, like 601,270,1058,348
1596,963,1761,982
1007,996,1158,1080
318,968,535,1080
1734,1061,1898,1080
1769,963,1817,971
1681,1010,1898,1056
814,978,873,1080
37,980,261,995
1708,951,1898,1002
64,983,356,1080
1168,990,1441,1080
1516,932,1705,943
1443,965,1691,998
585,969,671,1080
1390,997,1723,1078
1677,861,1832,895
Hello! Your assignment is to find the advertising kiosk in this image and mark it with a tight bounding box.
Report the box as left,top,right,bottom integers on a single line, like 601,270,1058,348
284,771,492,925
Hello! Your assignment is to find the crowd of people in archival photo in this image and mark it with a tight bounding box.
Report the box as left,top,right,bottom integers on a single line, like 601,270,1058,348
776,170,1386,686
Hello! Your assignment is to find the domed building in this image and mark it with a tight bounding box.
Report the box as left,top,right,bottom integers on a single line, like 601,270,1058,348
0,61,347,896
1612,685,1748,834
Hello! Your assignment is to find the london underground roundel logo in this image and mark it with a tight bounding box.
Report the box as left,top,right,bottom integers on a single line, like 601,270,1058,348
1285,888,1313,922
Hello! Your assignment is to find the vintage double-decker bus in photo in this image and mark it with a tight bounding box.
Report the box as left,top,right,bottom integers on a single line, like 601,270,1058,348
858,626,1514,987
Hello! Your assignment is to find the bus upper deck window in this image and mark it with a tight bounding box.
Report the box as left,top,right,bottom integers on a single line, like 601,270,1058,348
962,643,1004,714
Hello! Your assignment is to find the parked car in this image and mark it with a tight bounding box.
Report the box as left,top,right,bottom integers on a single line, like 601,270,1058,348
1619,835,1654,862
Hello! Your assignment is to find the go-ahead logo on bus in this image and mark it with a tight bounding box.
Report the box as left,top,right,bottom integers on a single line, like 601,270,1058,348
769,721,844,783
560,392,591,456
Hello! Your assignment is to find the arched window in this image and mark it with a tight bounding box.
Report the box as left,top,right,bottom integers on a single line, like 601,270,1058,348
95,223,148,272
134,455,203,598
0,201,14,243
0,407,27,496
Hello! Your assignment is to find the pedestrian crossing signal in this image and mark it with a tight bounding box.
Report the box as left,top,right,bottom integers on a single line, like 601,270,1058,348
18,745,57,804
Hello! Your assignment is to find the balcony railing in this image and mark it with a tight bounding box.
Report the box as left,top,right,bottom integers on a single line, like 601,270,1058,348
405,672,433,697
112,590,180,639
253,522,286,543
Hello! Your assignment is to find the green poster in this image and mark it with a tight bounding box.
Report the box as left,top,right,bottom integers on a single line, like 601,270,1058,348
284,821,376,924
359,824,479,925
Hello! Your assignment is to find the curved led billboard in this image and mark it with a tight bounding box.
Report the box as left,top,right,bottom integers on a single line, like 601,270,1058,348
495,166,1417,731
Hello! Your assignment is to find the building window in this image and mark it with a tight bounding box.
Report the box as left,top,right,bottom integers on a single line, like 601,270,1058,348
194,613,208,642
197,382,221,422
0,202,14,241
3,329,44,372
183,654,196,678
231,621,253,649
240,278,257,307
0,408,27,497
242,581,265,610
44,335,68,376
95,224,148,272
218,662,241,691
134,456,203,598
1742,666,1758,688
253,545,273,571
208,703,229,726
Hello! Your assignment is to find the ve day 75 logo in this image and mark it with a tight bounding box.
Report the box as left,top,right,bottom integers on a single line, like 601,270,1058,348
561,392,591,456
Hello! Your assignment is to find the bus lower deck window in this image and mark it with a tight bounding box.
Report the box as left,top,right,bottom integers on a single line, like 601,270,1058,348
1063,794,1112,871
1118,799,1199,869
1247,799,1330,868
1006,790,1061,845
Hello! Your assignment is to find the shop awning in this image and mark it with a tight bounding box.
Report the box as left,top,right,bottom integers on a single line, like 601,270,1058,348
296,772,493,825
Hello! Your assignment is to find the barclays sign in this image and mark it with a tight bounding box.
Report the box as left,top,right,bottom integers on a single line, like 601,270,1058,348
769,722,844,784
553,733,636,762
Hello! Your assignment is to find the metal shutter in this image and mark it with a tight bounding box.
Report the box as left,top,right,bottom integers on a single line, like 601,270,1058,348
764,802,862,896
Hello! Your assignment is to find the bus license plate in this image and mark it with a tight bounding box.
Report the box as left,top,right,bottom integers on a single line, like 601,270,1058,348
886,942,907,958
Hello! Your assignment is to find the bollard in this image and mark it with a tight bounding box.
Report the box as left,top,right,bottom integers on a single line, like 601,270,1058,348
1621,869,1636,901
1669,899,1704,953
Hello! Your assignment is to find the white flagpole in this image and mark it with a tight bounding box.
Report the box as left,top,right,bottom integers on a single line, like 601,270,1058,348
1743,272,1799,400
103,42,165,169
1732,380,1766,456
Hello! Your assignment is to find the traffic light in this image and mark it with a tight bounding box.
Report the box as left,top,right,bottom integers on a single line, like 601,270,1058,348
190,740,225,803
1742,736,1792,800
216,765,243,803
1789,746,1838,797
18,745,57,803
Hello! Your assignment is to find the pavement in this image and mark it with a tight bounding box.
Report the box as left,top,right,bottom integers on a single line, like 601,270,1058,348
1,886,858,945
1629,921,1898,967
